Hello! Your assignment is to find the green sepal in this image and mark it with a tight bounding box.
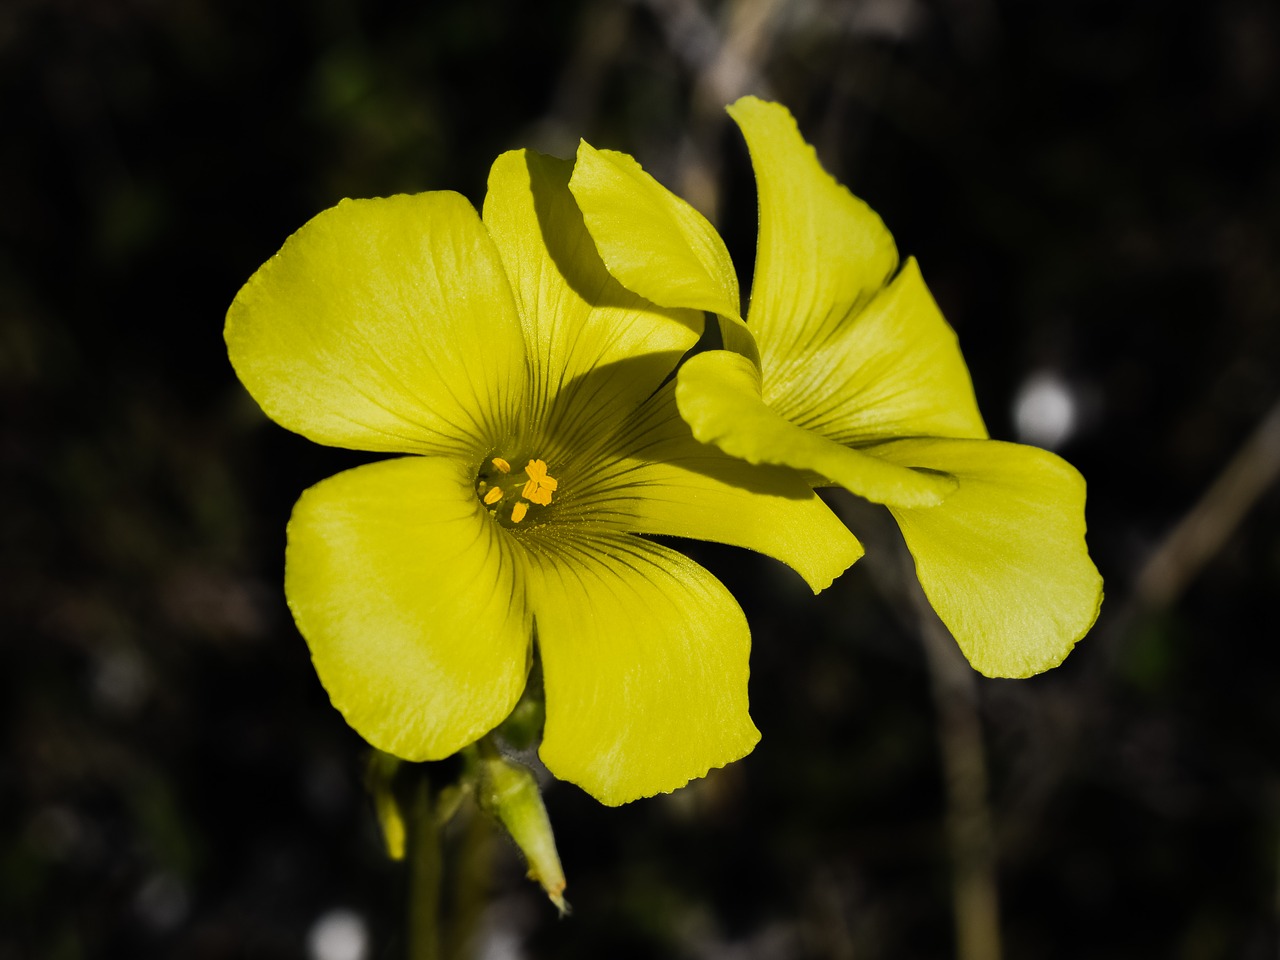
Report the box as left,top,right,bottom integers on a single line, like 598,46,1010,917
471,741,568,914
366,750,407,861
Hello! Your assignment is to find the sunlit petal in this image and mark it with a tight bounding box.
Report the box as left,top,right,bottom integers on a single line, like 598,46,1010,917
727,96,899,378
764,258,987,443
870,438,1104,677
570,140,742,320
226,192,528,457
285,457,532,760
528,531,759,805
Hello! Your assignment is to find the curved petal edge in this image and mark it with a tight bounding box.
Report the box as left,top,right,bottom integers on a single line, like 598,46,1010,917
285,457,533,760
528,532,760,805
677,350,958,508
570,141,742,321
874,438,1104,677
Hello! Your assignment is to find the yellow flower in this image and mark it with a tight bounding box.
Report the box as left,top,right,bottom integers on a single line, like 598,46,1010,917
225,149,861,805
569,97,1103,677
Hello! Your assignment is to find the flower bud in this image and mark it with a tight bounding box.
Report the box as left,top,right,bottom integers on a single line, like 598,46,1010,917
474,747,567,914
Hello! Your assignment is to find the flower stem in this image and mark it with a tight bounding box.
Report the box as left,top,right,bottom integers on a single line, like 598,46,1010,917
917,601,1002,960
407,776,442,960
443,804,494,960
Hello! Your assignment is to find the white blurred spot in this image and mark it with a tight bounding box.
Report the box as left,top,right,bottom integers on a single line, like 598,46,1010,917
477,929,525,960
134,871,189,931
1013,371,1078,449
92,648,150,717
307,908,370,960
473,895,535,960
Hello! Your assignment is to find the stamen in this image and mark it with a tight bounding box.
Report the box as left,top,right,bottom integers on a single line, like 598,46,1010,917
521,459,559,507
478,454,559,525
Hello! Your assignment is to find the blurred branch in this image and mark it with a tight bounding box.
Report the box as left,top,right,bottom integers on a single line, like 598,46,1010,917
913,586,1003,960
407,777,442,960
689,0,785,116
979,398,1280,906
535,3,633,155
1132,397,1280,610
642,0,787,219
839,496,1004,960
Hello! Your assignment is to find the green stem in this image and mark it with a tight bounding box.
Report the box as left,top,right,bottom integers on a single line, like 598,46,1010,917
407,776,442,960
443,805,493,960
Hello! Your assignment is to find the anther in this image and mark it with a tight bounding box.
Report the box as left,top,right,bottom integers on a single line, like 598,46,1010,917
521,459,558,507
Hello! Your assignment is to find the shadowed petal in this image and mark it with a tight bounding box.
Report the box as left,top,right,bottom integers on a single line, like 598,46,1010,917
285,456,532,760
561,383,863,593
482,149,702,430
527,531,760,806
570,140,742,320
871,438,1104,677
226,192,528,457
677,351,958,508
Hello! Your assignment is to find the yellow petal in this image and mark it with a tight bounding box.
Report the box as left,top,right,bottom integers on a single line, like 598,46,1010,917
482,150,703,426
226,192,528,457
527,531,760,805
285,456,532,759
871,438,1104,677
677,350,957,508
560,382,863,593
764,258,987,443
727,97,899,377
569,141,742,320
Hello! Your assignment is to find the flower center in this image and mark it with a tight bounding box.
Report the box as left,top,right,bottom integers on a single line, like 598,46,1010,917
476,456,559,526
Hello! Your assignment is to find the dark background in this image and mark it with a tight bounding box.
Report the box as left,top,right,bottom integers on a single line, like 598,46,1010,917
3,1,1278,957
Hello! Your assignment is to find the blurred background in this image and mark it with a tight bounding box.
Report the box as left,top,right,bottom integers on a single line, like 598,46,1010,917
3,0,1278,957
